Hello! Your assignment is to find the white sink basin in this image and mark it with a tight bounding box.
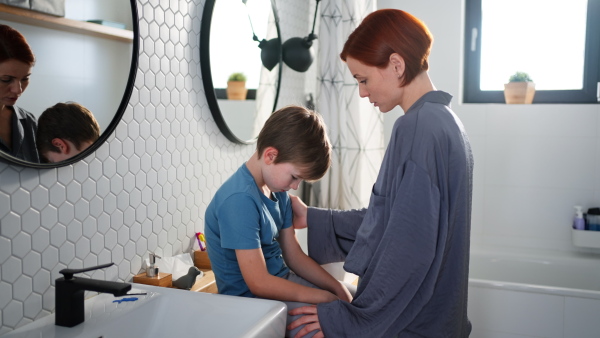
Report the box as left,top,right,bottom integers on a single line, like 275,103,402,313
2,283,287,338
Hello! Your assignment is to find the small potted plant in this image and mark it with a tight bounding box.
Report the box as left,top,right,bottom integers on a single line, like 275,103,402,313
226,72,248,100
504,71,535,104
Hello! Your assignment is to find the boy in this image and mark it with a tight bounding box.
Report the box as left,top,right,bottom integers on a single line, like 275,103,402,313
205,105,353,336
36,102,100,163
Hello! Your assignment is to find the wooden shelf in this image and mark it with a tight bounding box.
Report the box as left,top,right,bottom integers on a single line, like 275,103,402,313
132,269,218,294
190,269,218,293
133,272,173,287
192,251,217,293
0,4,133,43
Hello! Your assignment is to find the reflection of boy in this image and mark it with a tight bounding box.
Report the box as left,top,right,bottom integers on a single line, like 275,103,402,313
36,102,100,163
205,105,354,337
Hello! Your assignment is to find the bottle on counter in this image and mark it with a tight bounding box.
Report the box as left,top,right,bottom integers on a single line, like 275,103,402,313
573,206,585,230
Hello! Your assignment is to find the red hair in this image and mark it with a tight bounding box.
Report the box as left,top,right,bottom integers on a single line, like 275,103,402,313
340,9,432,87
0,24,35,66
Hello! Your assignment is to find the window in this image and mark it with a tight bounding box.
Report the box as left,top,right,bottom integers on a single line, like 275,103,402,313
463,0,600,103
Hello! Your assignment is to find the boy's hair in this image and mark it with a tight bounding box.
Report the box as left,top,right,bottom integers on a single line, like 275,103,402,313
36,102,101,154
257,105,331,181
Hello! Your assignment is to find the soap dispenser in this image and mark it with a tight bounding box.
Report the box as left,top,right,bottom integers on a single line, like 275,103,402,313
573,206,585,230
146,252,161,277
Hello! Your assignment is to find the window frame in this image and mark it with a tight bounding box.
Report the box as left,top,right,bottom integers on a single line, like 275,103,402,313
463,0,600,104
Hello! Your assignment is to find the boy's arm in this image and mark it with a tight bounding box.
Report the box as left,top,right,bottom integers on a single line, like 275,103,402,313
236,248,339,304
278,227,353,303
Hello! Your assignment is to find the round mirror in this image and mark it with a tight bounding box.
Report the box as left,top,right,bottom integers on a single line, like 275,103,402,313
0,0,138,168
201,0,281,144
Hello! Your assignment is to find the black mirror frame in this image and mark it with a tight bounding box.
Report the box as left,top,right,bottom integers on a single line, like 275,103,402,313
200,0,282,145
0,0,139,169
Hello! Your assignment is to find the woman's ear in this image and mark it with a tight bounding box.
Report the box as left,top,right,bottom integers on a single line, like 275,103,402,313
389,53,405,79
262,146,278,164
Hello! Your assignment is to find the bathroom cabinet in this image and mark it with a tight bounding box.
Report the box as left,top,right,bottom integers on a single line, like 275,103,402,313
0,3,133,42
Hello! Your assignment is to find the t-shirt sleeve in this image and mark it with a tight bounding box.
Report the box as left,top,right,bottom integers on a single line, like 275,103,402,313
218,193,262,250
281,193,293,229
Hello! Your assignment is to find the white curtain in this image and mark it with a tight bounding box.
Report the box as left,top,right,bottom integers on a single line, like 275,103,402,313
311,0,383,211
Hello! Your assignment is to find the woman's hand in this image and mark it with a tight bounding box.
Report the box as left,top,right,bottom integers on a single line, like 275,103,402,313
288,305,323,338
289,194,308,229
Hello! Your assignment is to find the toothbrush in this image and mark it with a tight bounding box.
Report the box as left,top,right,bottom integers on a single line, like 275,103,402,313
196,232,205,251
198,233,207,251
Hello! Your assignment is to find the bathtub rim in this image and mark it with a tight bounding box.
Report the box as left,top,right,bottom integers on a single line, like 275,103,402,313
469,245,600,300
468,277,600,300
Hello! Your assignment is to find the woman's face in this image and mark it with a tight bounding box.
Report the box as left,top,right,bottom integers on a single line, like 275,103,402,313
345,56,402,113
0,59,32,107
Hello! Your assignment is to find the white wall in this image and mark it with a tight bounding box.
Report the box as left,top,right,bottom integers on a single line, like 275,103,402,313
379,0,600,253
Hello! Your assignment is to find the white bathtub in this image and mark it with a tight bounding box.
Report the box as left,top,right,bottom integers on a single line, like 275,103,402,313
468,247,600,338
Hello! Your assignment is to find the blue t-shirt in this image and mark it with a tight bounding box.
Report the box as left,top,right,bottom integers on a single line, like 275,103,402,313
204,163,292,297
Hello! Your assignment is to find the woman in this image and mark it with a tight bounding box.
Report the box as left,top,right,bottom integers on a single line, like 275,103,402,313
0,24,39,162
288,9,473,338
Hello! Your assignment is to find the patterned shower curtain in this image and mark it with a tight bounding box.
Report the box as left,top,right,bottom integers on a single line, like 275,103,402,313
310,0,383,211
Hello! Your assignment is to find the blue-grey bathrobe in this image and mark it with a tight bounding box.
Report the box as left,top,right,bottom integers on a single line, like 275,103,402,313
307,91,473,337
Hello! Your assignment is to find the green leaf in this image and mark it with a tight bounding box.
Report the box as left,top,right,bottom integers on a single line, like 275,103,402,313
508,71,533,82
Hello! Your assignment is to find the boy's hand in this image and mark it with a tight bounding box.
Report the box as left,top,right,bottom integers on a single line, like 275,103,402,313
334,282,353,303
290,194,308,229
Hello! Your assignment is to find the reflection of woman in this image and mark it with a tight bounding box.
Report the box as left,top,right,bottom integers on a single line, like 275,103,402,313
288,9,473,337
0,24,39,162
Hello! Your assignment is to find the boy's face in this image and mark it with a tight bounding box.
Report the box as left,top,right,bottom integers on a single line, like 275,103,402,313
264,161,305,193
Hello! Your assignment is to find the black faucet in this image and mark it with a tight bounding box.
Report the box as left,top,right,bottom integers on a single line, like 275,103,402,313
55,262,132,327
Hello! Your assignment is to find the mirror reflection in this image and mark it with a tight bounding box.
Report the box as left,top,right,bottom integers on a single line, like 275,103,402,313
36,101,100,163
0,0,135,166
203,0,281,144
0,24,39,162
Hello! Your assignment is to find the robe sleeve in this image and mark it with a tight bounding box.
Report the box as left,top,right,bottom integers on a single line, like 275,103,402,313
306,207,366,265
316,161,443,337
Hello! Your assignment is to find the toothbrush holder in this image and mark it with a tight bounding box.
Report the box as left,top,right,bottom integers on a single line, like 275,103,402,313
194,250,211,269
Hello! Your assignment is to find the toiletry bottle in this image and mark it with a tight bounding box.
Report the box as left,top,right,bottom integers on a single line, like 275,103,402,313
573,206,585,230
146,252,161,277
586,207,600,231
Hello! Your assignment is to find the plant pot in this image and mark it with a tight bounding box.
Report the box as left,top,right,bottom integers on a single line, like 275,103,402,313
226,81,247,100
503,82,535,104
